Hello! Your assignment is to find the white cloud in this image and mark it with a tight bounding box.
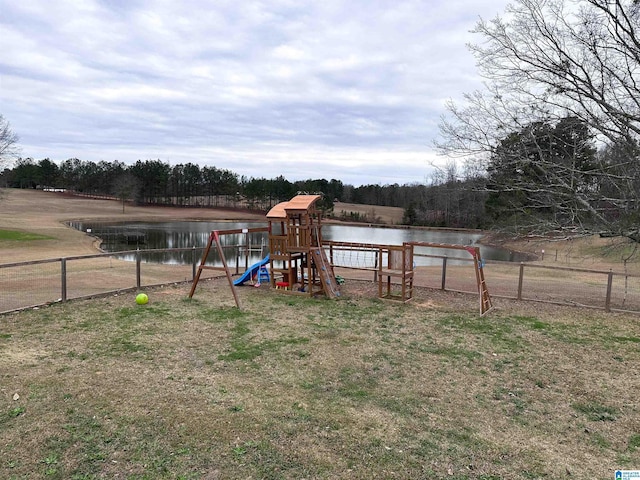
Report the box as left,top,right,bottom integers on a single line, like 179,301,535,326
0,0,510,185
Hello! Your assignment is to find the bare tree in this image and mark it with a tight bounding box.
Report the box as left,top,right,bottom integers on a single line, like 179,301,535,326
0,115,20,168
113,173,139,213
437,0,640,241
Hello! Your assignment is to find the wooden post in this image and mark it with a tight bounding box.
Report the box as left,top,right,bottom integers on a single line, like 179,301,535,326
215,231,242,309
61,258,67,302
441,256,447,290
192,246,197,281
377,249,383,298
136,249,141,289
373,249,378,282
244,230,249,272
517,263,524,300
605,269,613,312
189,232,212,299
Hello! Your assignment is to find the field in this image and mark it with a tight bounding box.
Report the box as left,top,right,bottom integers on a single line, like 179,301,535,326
332,202,405,225
1,189,640,478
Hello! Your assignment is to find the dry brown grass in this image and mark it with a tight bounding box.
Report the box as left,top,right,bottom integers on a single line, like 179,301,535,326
332,202,405,225
1,279,640,479
484,231,640,275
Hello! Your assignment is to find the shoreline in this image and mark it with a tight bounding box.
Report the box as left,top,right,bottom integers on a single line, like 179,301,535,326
1,188,637,274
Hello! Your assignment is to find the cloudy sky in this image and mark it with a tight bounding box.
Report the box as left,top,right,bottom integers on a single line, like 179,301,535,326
1,0,509,186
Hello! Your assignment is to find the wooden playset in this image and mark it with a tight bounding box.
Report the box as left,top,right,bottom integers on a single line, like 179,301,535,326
189,194,492,315
265,194,340,299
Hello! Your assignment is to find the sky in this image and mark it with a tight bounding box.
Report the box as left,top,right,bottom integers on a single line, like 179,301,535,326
0,0,510,187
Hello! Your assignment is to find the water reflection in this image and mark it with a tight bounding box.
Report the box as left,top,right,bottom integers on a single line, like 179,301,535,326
69,221,530,266
69,221,269,268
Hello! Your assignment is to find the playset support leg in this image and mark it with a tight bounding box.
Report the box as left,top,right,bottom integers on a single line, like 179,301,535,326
189,227,269,309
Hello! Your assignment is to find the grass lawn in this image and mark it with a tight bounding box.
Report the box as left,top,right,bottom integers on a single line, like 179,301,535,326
0,229,53,242
1,279,639,479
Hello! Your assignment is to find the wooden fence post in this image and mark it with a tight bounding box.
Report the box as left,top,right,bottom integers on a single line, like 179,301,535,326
61,258,67,302
373,249,378,282
441,256,448,290
605,269,613,312
517,263,524,300
192,246,197,281
136,249,141,289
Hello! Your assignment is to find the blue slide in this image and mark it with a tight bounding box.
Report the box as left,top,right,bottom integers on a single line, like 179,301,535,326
233,254,270,286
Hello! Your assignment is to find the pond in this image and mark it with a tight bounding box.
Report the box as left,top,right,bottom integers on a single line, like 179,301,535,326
68,221,532,266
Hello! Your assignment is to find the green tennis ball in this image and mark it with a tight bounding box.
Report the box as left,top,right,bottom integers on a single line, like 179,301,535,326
135,293,149,305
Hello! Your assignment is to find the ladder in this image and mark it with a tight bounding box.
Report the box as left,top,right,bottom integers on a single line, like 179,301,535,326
257,266,270,283
472,248,493,315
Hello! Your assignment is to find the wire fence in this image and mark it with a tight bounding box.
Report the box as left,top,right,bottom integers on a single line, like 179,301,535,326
1,246,639,314
412,256,640,312
0,246,247,314
330,245,640,314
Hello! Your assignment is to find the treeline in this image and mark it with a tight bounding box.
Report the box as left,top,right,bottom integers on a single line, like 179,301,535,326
0,157,489,228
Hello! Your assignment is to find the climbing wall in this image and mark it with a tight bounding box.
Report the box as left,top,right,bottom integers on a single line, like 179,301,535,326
310,247,341,299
